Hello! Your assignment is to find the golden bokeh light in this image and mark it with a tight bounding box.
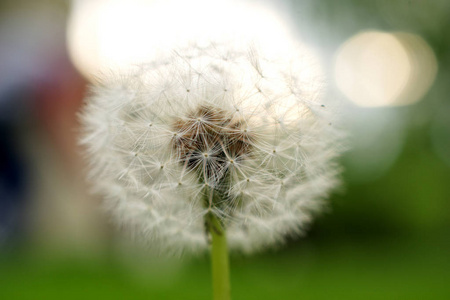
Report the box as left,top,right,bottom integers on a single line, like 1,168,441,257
334,31,437,107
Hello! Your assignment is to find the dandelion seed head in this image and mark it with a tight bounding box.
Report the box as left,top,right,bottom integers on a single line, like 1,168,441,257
80,39,343,255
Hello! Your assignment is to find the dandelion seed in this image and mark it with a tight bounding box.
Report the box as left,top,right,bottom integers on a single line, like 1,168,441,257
80,39,343,256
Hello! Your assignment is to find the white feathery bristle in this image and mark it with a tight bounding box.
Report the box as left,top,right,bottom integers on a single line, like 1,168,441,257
80,38,343,255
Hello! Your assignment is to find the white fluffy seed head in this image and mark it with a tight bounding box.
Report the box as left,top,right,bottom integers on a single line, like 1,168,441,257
80,39,343,256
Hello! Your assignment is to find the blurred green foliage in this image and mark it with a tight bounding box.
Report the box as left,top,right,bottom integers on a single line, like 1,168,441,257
1,236,449,299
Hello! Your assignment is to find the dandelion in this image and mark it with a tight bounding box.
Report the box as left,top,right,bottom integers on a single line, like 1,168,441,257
80,39,342,300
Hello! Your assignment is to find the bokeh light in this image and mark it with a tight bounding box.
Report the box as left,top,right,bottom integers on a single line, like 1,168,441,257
334,30,437,107
67,0,298,80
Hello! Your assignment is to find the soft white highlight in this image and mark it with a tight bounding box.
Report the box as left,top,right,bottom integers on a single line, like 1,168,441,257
80,40,342,255
67,0,294,80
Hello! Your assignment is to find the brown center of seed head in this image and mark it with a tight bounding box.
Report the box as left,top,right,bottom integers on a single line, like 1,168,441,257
172,105,253,182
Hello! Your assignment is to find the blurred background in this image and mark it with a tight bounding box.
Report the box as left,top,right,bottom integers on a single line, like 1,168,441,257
0,0,449,299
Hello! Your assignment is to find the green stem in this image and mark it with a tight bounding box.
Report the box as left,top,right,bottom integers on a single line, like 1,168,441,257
209,213,231,300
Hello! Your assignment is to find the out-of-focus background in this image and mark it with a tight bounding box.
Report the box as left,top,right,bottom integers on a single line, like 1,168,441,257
0,0,449,299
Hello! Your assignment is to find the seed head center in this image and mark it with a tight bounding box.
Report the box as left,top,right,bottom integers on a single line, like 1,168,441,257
172,105,253,180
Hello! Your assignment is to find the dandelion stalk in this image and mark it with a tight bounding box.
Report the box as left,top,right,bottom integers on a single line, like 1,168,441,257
208,212,230,300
